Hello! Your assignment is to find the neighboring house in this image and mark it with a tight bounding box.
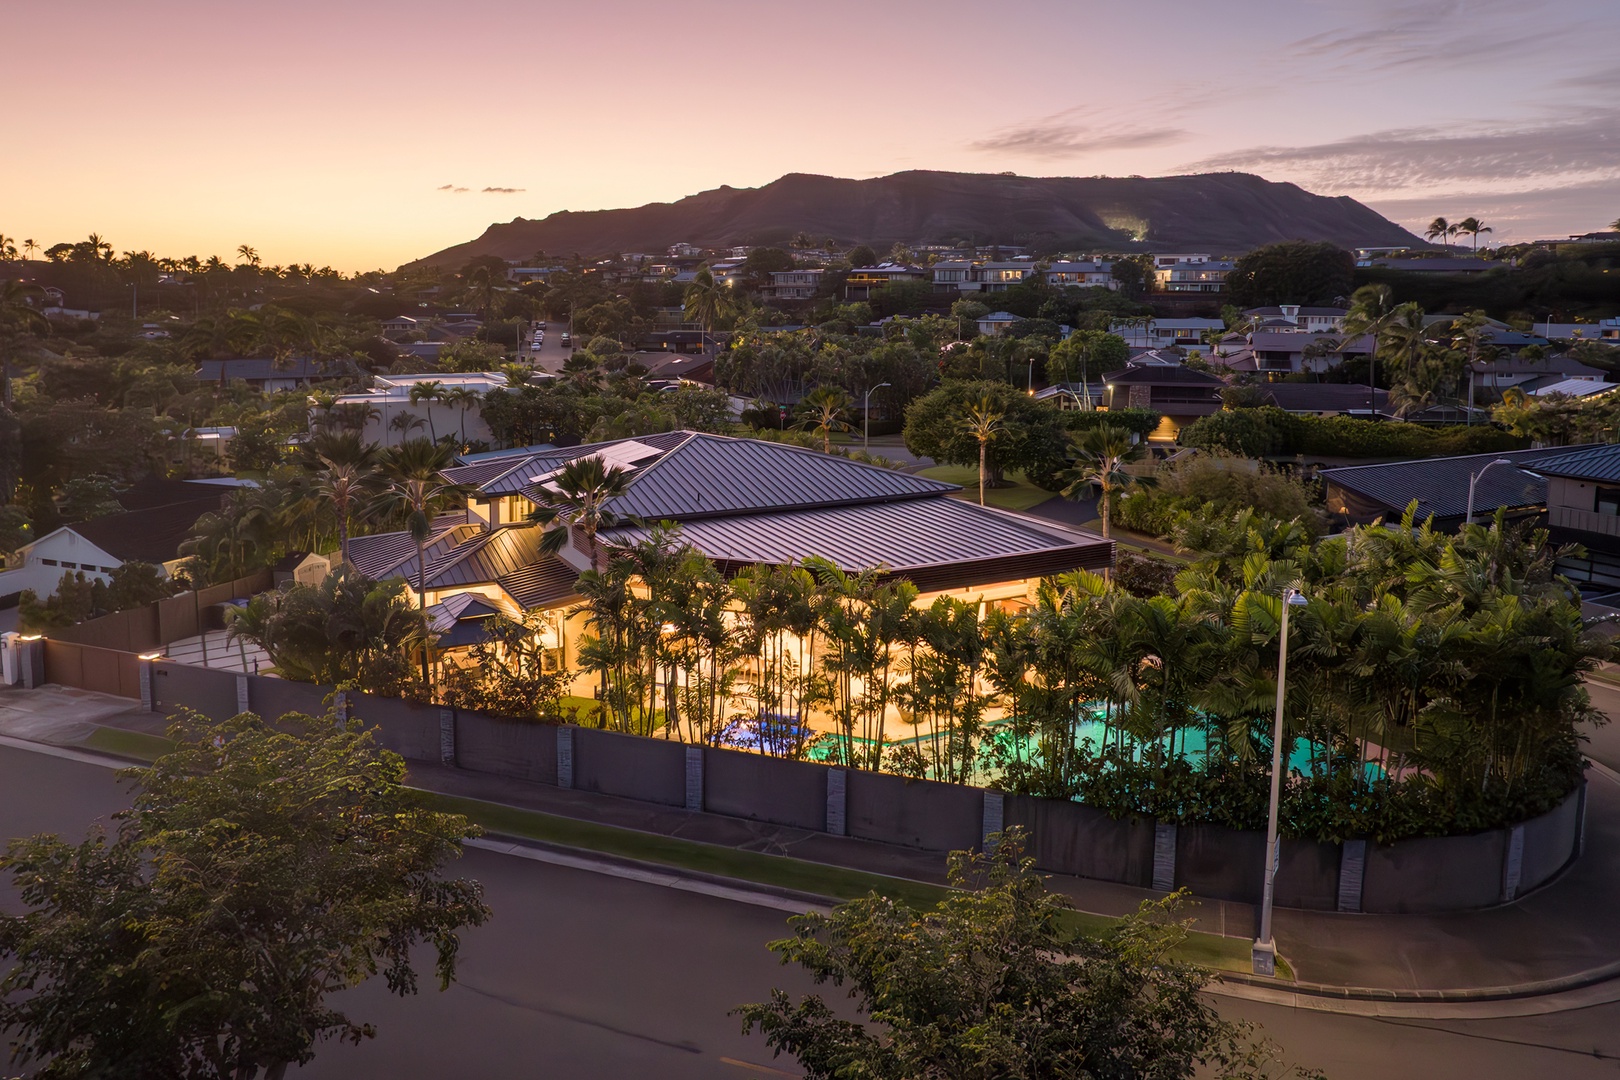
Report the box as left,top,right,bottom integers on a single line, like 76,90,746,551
326,371,525,448
1100,363,1224,440
931,260,976,293
355,432,1114,681
1318,446,1596,526
1109,318,1226,349
1363,257,1499,274
1527,379,1616,399
184,426,238,459
763,269,824,300
381,315,421,336
1254,383,1391,417
195,358,348,394
843,264,927,300
1240,305,1347,333
971,261,1039,293
1536,444,1620,593
1211,331,1370,376
1158,260,1236,293
639,352,716,384
1540,317,1620,342
975,311,1022,337
0,477,241,599
1044,260,1116,289
1470,354,1606,397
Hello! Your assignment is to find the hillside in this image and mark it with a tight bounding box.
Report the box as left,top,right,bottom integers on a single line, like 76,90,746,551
408,170,1424,268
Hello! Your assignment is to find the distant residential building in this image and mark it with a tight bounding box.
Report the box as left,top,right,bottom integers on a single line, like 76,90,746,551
1362,256,1498,274
1241,305,1347,333
326,371,536,448
1100,363,1224,441
1158,259,1237,293
1109,317,1226,349
1044,260,1117,289
843,263,927,300
195,358,349,394
975,311,1022,337
1469,354,1606,396
764,269,825,300
505,267,564,284
1539,317,1620,342
668,242,703,257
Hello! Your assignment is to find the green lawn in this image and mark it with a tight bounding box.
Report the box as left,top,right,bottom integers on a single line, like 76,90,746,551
73,724,1285,978
919,465,1056,513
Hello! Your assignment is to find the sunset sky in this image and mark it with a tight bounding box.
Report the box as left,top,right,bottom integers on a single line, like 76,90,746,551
8,0,1617,270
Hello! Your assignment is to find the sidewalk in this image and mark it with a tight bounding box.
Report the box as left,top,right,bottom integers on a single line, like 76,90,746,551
11,684,1620,1003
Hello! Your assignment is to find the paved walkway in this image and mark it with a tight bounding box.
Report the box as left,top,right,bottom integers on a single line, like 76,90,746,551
12,682,1620,1001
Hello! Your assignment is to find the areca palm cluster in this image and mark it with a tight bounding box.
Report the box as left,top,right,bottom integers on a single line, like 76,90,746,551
578,506,1601,844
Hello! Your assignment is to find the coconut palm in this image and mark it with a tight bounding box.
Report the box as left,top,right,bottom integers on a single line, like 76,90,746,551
407,379,446,441
527,454,635,569
1057,423,1155,541
498,363,532,389
371,455,470,688
443,385,482,444
960,395,1005,506
1425,217,1451,246
388,412,426,439
0,236,14,261
84,233,113,263
316,459,375,566
682,265,735,352
1454,217,1493,251
22,239,37,262
796,385,853,452
236,244,260,267
1339,284,1403,402
460,262,506,322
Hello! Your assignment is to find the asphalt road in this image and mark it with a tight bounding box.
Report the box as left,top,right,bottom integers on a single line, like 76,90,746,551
1581,678,1620,772
6,743,1620,1079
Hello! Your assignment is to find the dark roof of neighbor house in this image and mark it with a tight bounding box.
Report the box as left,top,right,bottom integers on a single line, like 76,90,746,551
194,358,345,382
1103,365,1226,386
1242,306,1348,318
1260,383,1391,413
68,502,216,565
113,476,233,513
599,499,1112,591
1473,355,1607,377
1319,445,1601,520
1528,444,1620,484
345,514,473,580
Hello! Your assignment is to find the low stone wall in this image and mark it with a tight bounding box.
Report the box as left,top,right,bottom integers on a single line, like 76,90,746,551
33,641,1588,915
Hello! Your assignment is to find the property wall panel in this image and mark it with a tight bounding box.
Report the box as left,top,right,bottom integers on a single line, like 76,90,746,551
1004,795,1154,887
572,727,686,806
1362,831,1507,913
347,692,441,762
1519,786,1583,894
703,747,827,831
247,677,331,723
1175,823,1265,902
845,770,981,852
151,661,240,720
456,712,558,785
1275,839,1342,912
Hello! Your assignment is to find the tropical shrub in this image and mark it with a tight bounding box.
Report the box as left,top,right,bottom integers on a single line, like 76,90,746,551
1182,406,1527,459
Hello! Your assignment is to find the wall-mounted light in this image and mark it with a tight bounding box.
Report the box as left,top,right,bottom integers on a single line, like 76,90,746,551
18,634,43,642
138,652,163,661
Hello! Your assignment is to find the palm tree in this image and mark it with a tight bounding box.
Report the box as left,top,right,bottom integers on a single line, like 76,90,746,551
388,412,426,439
1425,217,1451,246
1454,217,1492,251
22,239,37,262
460,262,505,322
528,454,635,569
236,244,260,267
1057,423,1155,541
84,233,113,263
960,395,1005,506
683,265,734,353
796,385,853,452
0,235,14,261
407,379,446,441
316,459,375,566
1612,217,1620,232
443,385,482,444
498,363,532,389
1340,284,1402,408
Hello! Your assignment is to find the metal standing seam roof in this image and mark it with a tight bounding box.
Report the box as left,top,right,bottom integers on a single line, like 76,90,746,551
597,498,1108,576
443,430,695,497
424,524,546,589
345,517,470,580
498,559,585,610
1530,444,1620,483
595,432,959,521
1319,445,1603,519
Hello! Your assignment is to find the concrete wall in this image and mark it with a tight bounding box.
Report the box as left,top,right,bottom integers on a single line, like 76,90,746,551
33,638,1587,915
1518,785,1583,894
846,770,982,852
1005,796,1156,887
1362,830,1508,914
151,661,240,720
704,747,827,831
571,727,687,807
456,711,558,785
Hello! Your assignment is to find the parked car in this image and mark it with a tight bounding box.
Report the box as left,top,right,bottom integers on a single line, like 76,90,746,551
560,332,571,347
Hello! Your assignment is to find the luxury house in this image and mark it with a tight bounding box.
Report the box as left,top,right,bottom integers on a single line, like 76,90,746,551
347,431,1114,687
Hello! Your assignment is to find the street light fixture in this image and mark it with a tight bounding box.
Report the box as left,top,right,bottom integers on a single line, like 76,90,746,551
862,382,891,452
1253,586,1308,977
1464,458,1517,524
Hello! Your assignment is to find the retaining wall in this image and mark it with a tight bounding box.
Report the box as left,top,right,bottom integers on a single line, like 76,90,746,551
32,640,1588,915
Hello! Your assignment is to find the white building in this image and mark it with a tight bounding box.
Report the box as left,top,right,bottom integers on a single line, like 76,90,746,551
1044,260,1117,289
1109,317,1226,349
765,269,825,300
327,372,534,448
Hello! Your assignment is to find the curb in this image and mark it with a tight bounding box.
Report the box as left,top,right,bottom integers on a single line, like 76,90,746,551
1214,958,1620,1005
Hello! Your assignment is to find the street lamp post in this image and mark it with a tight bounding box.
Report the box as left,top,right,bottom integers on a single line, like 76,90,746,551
862,382,890,452
1253,587,1308,977
1465,458,1517,524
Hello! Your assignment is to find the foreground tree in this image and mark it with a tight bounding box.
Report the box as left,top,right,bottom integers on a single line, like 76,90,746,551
796,385,854,452
738,832,1317,1080
1058,422,1155,540
0,709,490,1080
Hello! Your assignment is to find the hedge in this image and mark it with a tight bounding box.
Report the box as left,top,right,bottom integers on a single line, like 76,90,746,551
1180,406,1527,459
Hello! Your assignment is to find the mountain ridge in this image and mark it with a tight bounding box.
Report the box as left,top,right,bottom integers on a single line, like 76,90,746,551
408,170,1423,268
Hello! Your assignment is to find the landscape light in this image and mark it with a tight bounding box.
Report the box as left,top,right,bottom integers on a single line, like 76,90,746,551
139,652,163,661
